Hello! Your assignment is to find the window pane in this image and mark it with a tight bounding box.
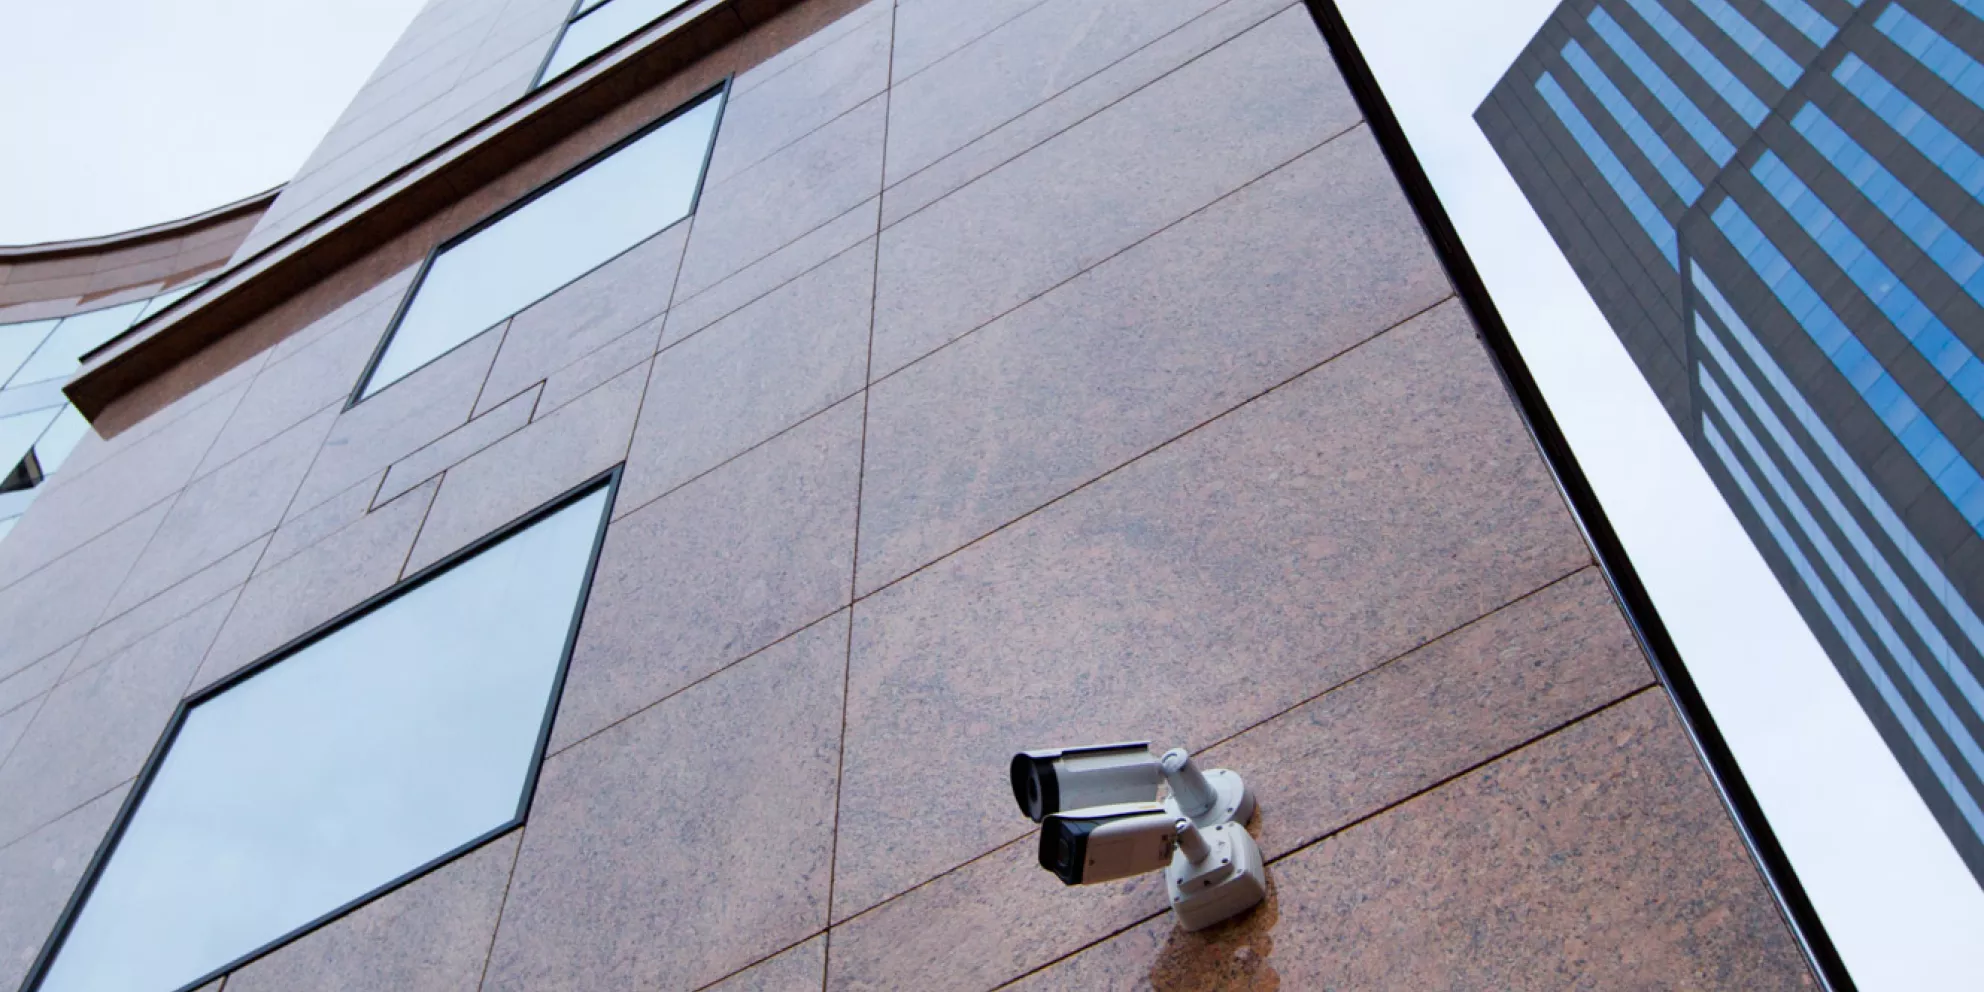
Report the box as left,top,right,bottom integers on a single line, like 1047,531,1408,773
35,486,612,992
8,300,147,387
32,405,92,475
361,92,721,398
541,0,696,82
133,280,207,325
0,406,62,478
0,318,60,385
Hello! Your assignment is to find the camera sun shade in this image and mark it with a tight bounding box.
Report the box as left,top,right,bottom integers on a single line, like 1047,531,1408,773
1010,742,1161,822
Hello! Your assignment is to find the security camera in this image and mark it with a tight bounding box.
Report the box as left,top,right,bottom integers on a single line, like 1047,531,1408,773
1038,803,1177,886
1166,817,1267,930
1159,748,1255,828
1010,742,1161,822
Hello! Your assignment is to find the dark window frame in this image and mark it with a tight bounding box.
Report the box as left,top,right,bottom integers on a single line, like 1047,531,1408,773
347,79,729,408
18,465,625,992
1296,2,1852,990
530,0,701,90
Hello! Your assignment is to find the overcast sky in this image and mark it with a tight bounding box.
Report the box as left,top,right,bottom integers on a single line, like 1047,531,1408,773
0,0,429,246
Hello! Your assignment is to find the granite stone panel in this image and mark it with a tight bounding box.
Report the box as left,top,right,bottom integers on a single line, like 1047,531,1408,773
477,222,691,414
0,388,237,591
289,328,499,517
536,317,664,415
889,0,1044,82
70,536,266,677
822,568,1645,989
882,0,1230,186
674,94,886,299
624,239,873,507
551,399,861,752
0,702,34,767
263,472,387,573
194,480,437,692
484,613,846,991
0,786,128,992
224,832,522,992
663,197,879,344
107,405,336,618
0,596,228,847
858,131,1447,592
879,0,1296,228
0,645,74,719
378,385,540,507
201,303,397,473
834,307,1589,918
869,6,1359,377
706,936,827,992
1014,692,1813,990
405,363,644,572
266,266,417,364
0,504,170,683
732,0,889,97
704,8,892,185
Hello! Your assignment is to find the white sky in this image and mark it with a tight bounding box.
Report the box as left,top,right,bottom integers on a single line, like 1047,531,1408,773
0,0,430,246
1333,0,1984,987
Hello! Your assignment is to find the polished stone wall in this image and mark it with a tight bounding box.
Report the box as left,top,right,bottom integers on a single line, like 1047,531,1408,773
0,0,1815,988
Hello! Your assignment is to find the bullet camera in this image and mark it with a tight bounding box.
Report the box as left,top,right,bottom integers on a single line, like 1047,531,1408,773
1010,742,1162,822
1038,803,1177,886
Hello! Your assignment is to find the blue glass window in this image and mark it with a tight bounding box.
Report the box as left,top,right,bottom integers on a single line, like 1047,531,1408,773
1711,199,1984,531
1588,6,1737,163
1834,54,1984,198
1617,0,1768,123
1792,105,1984,303
1536,71,1678,265
1755,0,1839,46
1878,5,1984,114
1562,40,1705,201
1686,0,1803,85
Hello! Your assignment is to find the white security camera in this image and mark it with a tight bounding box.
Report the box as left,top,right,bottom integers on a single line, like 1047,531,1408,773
1166,817,1267,930
1038,803,1177,886
1010,742,1162,823
1159,748,1255,828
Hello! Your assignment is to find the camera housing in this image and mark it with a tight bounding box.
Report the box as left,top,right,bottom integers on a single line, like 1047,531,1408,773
1038,803,1177,886
1010,742,1161,822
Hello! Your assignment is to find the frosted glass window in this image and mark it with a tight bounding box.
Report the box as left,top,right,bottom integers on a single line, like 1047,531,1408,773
8,300,145,387
0,406,61,480
359,91,721,399
541,0,696,83
0,318,59,385
32,405,92,475
30,485,613,992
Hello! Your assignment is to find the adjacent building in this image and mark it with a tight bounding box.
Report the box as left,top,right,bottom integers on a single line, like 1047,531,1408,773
1482,0,1984,885
0,0,1824,989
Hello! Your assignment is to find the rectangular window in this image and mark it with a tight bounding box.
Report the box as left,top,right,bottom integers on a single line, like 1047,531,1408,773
23,475,617,992
355,88,723,400
6,300,146,388
538,0,697,86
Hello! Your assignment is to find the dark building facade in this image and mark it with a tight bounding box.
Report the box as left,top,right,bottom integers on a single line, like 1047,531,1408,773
1482,0,1984,884
0,0,1828,989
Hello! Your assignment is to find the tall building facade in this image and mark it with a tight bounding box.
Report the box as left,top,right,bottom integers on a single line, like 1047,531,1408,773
0,0,1825,989
1482,0,1984,886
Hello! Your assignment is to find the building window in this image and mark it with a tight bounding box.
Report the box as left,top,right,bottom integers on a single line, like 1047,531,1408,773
24,475,617,992
0,281,208,541
537,0,696,86
355,88,723,401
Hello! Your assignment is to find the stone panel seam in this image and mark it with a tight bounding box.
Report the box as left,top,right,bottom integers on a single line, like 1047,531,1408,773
984,685,1669,990
880,0,1303,225
472,824,527,992
872,116,1371,388
887,0,1057,91
661,217,876,358
821,562,1624,928
825,3,897,981
853,290,1454,599
0,772,134,858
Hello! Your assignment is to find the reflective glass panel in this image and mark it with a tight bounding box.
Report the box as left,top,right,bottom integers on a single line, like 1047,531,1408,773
361,92,721,398
32,405,92,475
0,318,59,385
35,487,611,992
0,406,62,478
132,280,207,325
8,300,146,386
541,0,696,82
